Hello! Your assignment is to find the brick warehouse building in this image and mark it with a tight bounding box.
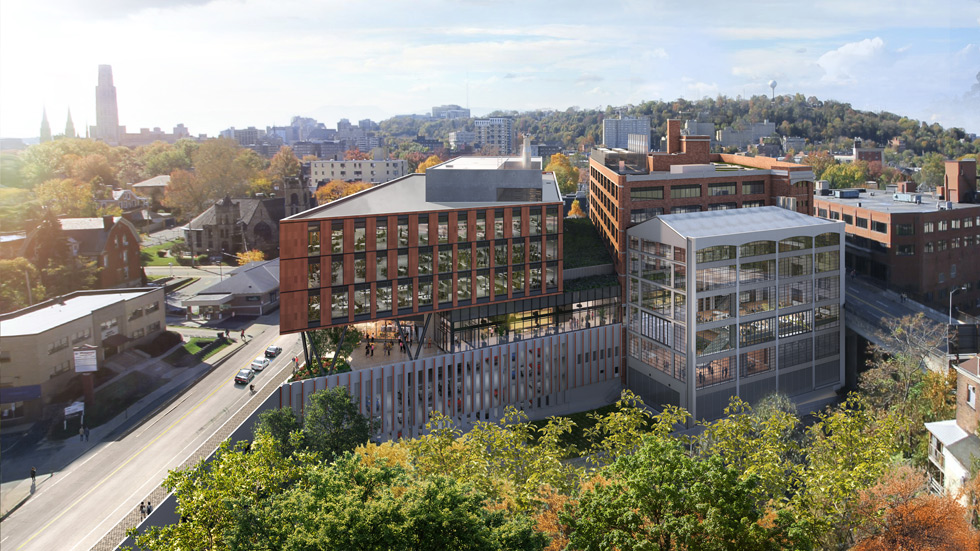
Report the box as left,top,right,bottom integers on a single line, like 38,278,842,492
813,159,980,315
588,119,816,275
279,154,565,335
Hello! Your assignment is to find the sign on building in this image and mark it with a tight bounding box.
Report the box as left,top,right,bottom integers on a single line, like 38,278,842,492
73,345,99,373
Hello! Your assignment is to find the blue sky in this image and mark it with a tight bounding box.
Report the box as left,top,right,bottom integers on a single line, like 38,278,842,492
1,0,978,139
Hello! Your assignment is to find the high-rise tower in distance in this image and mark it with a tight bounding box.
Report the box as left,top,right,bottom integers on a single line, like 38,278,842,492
94,65,120,145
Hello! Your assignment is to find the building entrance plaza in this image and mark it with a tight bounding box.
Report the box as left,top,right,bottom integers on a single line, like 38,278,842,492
343,291,620,372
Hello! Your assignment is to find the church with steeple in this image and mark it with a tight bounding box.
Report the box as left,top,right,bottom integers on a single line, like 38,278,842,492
39,108,51,143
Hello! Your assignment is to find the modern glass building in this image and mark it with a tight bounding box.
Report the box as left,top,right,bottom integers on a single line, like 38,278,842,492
625,206,846,421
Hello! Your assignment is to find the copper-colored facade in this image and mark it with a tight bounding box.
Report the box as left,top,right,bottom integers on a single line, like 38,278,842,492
280,201,565,334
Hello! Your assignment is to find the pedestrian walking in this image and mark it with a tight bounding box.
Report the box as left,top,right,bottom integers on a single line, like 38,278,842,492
240,329,246,341
30,466,36,483
84,426,90,441
140,501,146,519
146,501,153,515
79,426,84,441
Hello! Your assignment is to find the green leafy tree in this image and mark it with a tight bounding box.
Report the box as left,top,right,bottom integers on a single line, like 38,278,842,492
793,394,903,549
565,433,801,550
257,454,545,551
254,407,301,457
0,258,46,313
694,396,803,501
544,153,579,194
302,386,374,461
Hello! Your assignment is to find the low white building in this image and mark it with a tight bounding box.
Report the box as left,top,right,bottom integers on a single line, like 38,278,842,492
925,356,980,501
309,159,408,185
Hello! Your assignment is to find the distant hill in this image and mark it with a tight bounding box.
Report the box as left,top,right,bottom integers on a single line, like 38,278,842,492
380,94,979,160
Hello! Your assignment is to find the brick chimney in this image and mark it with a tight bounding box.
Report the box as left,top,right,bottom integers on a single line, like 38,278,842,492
666,120,681,154
102,215,114,230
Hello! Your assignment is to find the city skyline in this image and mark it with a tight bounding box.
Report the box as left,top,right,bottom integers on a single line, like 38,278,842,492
1,0,978,139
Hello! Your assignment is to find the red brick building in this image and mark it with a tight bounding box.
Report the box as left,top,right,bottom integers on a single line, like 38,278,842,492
23,216,143,289
588,119,816,274
813,159,979,315
279,156,565,334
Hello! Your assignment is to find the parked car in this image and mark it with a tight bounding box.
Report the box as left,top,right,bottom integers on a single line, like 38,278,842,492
235,368,255,384
265,345,282,358
250,357,271,371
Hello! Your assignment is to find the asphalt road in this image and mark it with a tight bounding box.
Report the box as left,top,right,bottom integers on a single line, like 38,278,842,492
0,327,300,551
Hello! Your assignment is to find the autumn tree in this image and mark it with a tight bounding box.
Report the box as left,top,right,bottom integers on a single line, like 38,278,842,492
34,178,97,217
344,148,370,161
802,150,835,180
70,153,117,187
162,169,207,218
566,199,585,218
851,465,979,550
235,249,265,265
268,145,300,189
314,180,371,204
191,138,258,201
415,155,442,173
544,153,579,194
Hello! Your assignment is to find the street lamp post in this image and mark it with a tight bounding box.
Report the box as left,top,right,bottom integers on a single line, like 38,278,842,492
948,285,966,360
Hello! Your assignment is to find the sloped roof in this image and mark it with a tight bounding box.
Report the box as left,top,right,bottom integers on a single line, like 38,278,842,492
132,175,171,188
185,197,286,230
57,217,120,256
196,258,280,296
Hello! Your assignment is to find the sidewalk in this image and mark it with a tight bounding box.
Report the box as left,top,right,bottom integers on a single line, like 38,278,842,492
0,319,274,521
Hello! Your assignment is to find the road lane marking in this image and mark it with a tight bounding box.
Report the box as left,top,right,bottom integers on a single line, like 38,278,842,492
16,369,239,550
846,290,891,319
77,339,296,551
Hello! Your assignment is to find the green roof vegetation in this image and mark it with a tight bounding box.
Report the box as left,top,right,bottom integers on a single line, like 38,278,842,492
562,218,613,269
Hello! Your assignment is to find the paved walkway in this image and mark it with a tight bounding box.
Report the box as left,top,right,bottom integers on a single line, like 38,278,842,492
0,317,277,522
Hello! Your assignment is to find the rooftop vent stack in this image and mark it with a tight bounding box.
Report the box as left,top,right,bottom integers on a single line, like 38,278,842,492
522,134,531,169
619,160,626,172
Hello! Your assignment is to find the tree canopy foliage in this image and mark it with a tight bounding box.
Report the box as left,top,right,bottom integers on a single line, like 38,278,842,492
129,380,980,551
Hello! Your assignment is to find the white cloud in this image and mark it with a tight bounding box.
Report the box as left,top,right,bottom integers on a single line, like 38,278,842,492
817,37,889,84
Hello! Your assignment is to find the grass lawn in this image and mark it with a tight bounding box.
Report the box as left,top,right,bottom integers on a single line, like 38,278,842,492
529,402,621,458
562,218,613,269
163,337,232,366
141,238,184,266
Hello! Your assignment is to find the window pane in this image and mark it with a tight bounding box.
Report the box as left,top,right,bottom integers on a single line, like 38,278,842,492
546,237,558,261
308,295,320,322
376,254,387,280
495,270,508,296
458,275,471,300
397,281,412,310
417,219,429,246
438,249,453,273
353,256,366,283
476,271,490,298
308,262,320,289
376,221,387,250
495,243,508,266
511,242,524,264
438,277,452,304
376,284,392,313
353,226,366,252
457,215,468,242
739,287,775,316
457,246,471,270
308,228,320,255
419,279,433,306
331,259,344,285
475,245,490,269
331,227,343,253
418,248,433,275
512,268,524,294
528,240,542,262
398,220,409,247
397,252,408,277
331,289,347,319
475,213,486,240
778,254,813,278
739,260,776,284
530,213,542,236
